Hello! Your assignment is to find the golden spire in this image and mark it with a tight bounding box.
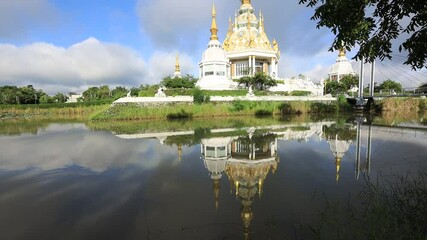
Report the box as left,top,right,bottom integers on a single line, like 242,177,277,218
177,144,182,162
336,157,342,182
258,178,263,197
227,17,233,37
210,3,218,41
242,0,251,4
213,179,220,210
175,54,180,73
338,48,346,57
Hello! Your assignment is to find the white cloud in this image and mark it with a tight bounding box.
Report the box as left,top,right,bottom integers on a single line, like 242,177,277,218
0,37,200,93
0,0,59,39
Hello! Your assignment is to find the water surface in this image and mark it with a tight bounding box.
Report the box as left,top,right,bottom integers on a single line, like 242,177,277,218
0,115,426,239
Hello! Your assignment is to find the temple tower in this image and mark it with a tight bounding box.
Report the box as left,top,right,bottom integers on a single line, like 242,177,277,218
223,0,280,78
196,4,236,90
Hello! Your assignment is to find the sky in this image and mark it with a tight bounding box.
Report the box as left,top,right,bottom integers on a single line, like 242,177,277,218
0,0,425,94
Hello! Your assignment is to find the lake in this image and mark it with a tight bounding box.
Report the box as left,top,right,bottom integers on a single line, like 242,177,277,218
0,114,426,240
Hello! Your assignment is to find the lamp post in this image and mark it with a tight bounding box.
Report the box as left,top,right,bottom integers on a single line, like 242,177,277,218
34,94,37,105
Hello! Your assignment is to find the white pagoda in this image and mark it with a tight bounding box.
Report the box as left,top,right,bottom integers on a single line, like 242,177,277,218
196,0,324,95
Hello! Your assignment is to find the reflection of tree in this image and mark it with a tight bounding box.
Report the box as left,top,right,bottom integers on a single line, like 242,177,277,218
323,124,357,141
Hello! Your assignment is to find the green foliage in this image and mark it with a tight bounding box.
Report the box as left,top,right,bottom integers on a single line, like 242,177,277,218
111,86,128,100
419,99,426,112
417,83,427,93
0,85,46,104
138,84,159,97
325,75,359,95
379,79,403,93
193,88,209,104
161,74,197,89
299,0,427,69
310,102,337,113
230,100,246,112
166,109,192,119
236,72,278,90
291,90,311,96
255,109,273,116
279,103,293,114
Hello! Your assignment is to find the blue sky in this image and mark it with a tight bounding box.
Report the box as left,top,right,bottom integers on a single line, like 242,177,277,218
0,0,423,94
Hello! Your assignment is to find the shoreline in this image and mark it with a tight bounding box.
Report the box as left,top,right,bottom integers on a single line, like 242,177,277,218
0,97,425,121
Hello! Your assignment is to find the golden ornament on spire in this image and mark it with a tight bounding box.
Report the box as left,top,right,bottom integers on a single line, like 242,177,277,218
338,48,346,57
175,54,180,72
242,0,251,5
336,157,342,182
210,3,218,40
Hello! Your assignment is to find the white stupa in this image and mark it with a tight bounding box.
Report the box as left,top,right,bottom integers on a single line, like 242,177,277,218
328,49,356,81
196,4,236,90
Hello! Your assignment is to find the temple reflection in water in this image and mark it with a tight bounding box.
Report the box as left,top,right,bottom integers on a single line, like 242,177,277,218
198,123,335,238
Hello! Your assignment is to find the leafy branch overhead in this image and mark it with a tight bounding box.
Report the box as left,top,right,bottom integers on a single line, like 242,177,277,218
299,0,427,69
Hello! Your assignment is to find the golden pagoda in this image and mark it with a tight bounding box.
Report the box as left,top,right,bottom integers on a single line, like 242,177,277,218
223,0,280,78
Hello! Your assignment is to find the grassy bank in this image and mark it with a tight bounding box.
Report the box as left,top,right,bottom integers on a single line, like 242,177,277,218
0,104,109,120
377,97,426,112
92,100,346,121
311,171,427,240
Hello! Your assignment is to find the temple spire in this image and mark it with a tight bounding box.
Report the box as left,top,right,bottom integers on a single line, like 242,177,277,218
339,48,346,57
210,3,218,41
174,54,182,78
242,0,251,4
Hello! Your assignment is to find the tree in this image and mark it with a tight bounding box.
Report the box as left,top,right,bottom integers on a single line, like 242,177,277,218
98,85,110,99
111,86,128,100
324,75,359,95
378,79,403,92
82,87,100,102
39,94,53,104
418,83,427,93
161,74,197,89
53,93,68,103
299,0,427,69
236,72,277,90
340,75,359,90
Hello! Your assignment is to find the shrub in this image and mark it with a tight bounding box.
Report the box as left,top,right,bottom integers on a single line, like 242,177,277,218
230,100,246,112
193,88,209,104
419,99,426,112
255,109,273,116
166,109,192,119
291,90,311,96
310,102,337,113
279,103,293,114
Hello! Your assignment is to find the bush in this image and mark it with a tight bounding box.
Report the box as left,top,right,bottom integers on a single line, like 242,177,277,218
419,99,426,112
231,100,246,112
255,109,273,116
291,90,311,96
193,88,209,104
166,109,192,119
310,102,337,113
279,103,293,114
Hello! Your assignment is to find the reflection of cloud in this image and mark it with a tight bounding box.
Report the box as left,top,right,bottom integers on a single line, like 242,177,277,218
0,127,178,172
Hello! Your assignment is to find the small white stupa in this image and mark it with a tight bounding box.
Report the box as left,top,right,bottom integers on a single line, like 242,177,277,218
196,4,236,90
328,49,356,81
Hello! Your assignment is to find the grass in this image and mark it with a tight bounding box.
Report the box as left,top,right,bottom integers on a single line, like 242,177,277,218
378,97,426,112
310,171,427,240
0,104,110,120
92,101,344,121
